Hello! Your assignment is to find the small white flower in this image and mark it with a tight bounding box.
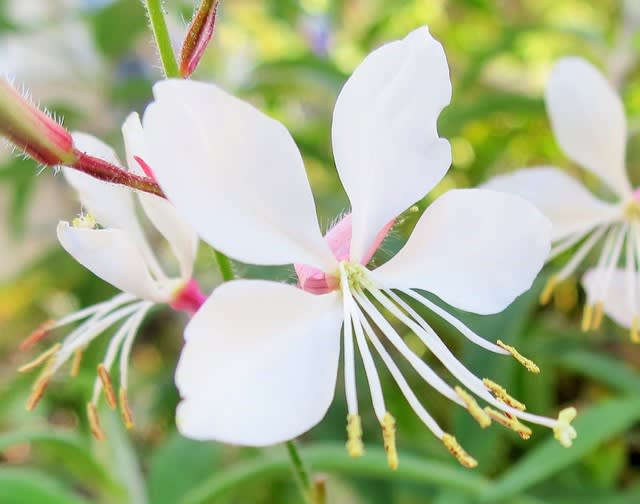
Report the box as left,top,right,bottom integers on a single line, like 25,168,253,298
19,113,200,438
485,57,640,340
142,26,574,467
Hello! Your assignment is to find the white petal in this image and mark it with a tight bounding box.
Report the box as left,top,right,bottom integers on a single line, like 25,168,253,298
483,167,621,241
332,26,452,262
65,133,138,232
142,80,335,270
582,269,633,328
57,222,164,302
175,280,342,446
371,189,551,315
546,57,631,197
122,113,198,279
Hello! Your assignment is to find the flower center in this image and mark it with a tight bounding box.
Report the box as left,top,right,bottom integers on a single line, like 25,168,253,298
624,198,640,222
340,261,373,292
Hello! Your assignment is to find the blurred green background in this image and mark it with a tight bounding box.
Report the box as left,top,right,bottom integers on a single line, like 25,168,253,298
2,0,640,502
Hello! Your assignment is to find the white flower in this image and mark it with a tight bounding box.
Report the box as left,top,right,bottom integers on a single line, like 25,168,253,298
142,26,574,468
18,113,199,438
484,57,640,340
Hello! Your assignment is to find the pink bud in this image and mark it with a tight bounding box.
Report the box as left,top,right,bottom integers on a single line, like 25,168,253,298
170,279,207,314
0,79,76,165
179,0,220,78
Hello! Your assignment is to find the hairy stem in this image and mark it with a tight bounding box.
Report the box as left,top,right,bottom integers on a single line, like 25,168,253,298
144,0,180,78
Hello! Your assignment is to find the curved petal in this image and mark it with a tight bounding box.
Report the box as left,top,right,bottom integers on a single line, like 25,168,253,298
332,26,452,262
122,113,199,280
175,280,342,445
65,133,139,232
483,167,621,241
582,268,633,329
142,80,335,271
371,189,551,315
57,222,164,302
546,57,631,197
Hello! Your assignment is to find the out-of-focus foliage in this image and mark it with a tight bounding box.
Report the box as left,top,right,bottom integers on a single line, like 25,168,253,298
1,0,640,503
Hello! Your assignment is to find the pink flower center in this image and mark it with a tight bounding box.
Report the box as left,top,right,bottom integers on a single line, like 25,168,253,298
170,279,207,314
295,213,394,295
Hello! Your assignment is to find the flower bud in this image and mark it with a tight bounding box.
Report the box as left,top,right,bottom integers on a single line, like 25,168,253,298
0,79,76,165
179,0,220,78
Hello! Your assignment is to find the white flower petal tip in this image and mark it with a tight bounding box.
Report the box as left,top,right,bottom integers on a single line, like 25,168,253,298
142,79,335,271
57,222,165,302
483,167,621,241
553,407,578,448
175,280,343,445
546,57,631,197
332,26,452,261
371,189,551,315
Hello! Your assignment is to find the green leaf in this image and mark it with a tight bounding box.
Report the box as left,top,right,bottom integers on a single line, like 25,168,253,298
148,431,220,504
480,397,640,502
0,467,91,504
180,443,546,504
0,430,116,492
557,350,640,395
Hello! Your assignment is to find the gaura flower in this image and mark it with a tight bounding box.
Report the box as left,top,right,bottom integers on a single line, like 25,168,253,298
484,57,640,341
18,113,200,438
142,26,576,468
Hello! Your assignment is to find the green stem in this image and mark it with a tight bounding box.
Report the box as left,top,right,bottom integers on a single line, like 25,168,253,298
144,0,181,78
213,250,235,282
286,441,313,503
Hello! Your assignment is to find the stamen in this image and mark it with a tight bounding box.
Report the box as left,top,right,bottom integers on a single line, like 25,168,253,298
19,320,55,351
455,386,491,428
581,305,593,332
485,408,532,440
97,364,117,410
539,275,558,306
496,340,540,374
26,374,52,411
631,316,640,344
591,302,605,330
381,412,398,470
346,414,364,457
119,387,135,429
483,379,526,411
70,347,84,377
18,343,61,373
87,402,106,441
441,434,477,468
555,224,609,282
339,263,359,416
553,407,577,448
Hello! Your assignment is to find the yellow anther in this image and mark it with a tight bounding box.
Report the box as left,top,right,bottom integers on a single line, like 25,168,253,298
18,343,61,373
87,402,106,441
539,275,557,306
482,379,526,411
72,213,97,229
441,433,477,468
553,407,577,448
70,348,84,377
581,304,593,332
455,386,491,428
496,340,540,374
19,320,55,351
97,364,117,410
26,374,52,411
591,302,604,330
631,317,640,344
346,414,364,458
484,408,532,440
119,387,135,430
381,412,398,470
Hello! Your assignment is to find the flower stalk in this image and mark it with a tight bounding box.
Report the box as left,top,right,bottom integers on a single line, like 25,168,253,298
144,0,180,78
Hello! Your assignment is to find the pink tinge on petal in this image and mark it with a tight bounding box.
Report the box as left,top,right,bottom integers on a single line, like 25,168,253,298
295,213,394,294
170,279,207,315
633,187,640,201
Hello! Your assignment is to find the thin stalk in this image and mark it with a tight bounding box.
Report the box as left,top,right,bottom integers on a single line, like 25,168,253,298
213,250,235,282
286,441,314,504
144,0,181,78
